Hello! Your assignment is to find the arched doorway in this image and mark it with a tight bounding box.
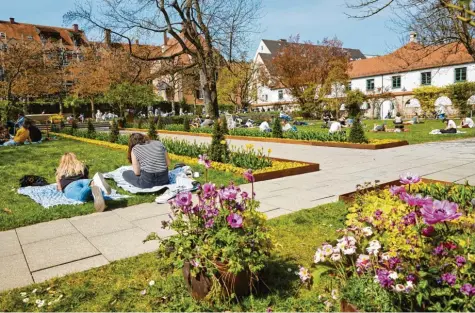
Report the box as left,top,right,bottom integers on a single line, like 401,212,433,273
380,100,394,119
434,96,452,115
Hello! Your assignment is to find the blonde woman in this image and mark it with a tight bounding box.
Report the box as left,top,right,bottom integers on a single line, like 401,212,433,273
56,153,111,212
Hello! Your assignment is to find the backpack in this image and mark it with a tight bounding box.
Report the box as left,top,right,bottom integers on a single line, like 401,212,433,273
19,175,49,187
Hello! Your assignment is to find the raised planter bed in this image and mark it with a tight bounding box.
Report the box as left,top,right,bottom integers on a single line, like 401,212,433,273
339,178,450,203
123,128,409,150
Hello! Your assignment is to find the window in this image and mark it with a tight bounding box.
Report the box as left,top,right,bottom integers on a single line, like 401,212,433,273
264,94,268,101
278,89,284,101
392,76,401,89
196,88,204,100
0,32,5,40
346,81,352,92
455,67,467,82
421,72,431,85
366,79,375,91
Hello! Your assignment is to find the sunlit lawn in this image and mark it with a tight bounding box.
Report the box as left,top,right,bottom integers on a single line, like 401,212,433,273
0,202,348,312
0,139,245,231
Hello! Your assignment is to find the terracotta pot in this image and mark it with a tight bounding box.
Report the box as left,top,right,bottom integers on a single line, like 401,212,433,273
182,261,252,300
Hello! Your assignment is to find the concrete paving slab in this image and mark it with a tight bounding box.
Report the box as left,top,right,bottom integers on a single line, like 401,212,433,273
0,254,33,292
32,255,109,283
114,203,170,221
132,216,176,238
22,233,100,272
88,228,157,262
424,171,468,183
16,219,78,245
264,208,292,219
70,211,134,238
0,230,22,258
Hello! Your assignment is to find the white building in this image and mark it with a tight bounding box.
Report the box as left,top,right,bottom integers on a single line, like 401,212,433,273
252,39,366,109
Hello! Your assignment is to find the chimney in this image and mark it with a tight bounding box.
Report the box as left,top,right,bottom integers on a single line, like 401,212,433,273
163,31,168,45
9,17,15,24
72,24,79,32
104,28,111,45
409,32,418,43
279,39,287,42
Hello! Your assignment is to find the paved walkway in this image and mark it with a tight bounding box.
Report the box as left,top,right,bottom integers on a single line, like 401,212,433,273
2,134,475,292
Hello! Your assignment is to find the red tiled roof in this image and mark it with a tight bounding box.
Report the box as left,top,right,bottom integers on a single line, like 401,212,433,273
349,42,475,78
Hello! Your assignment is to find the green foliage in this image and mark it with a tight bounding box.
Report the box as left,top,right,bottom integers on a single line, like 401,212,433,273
230,145,272,169
221,116,229,135
157,115,164,130
109,119,120,143
59,120,65,130
209,120,229,162
342,276,397,312
183,116,191,132
413,86,445,113
445,82,475,115
148,118,157,140
137,117,144,129
410,182,475,212
87,119,95,137
345,90,366,118
272,118,283,138
104,82,157,116
348,120,368,143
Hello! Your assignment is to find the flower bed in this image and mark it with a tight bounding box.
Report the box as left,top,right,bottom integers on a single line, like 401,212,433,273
51,132,319,181
124,127,408,150
308,173,475,312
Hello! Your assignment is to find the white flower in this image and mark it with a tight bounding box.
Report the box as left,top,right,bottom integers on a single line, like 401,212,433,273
287,268,292,272
405,281,414,291
31,289,37,294
35,299,41,304
23,298,29,303
381,252,391,261
343,246,356,255
322,244,334,256
393,284,405,293
336,241,346,251
48,302,52,306
374,275,379,283
37,300,45,308
46,287,51,291
298,266,311,282
366,240,381,256
362,227,373,237
324,300,333,309
389,271,398,280
148,280,155,286
140,289,147,296
314,249,325,263
330,253,341,262
331,289,339,300
20,292,27,297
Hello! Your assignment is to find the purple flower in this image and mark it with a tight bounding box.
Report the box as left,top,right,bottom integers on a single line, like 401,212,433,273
420,200,462,225
456,256,466,267
406,274,417,282
202,183,216,199
390,185,406,196
421,226,435,237
376,269,394,288
433,244,446,256
441,273,457,286
227,213,243,228
374,209,383,220
219,187,239,201
205,219,215,229
401,193,433,207
241,191,249,200
388,257,402,270
243,169,255,183
460,283,474,296
400,173,421,185
175,192,193,208
198,154,211,169
402,212,417,226
190,259,200,267
266,307,273,313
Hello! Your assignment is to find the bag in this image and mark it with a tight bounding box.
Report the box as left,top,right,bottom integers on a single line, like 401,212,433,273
19,175,49,187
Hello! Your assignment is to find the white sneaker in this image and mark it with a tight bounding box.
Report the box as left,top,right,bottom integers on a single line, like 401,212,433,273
156,189,178,204
93,173,112,195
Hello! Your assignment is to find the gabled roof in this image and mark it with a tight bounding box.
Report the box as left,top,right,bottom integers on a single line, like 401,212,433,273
261,39,366,61
349,42,475,78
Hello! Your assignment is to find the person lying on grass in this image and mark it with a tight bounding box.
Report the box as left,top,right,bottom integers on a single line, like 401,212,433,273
56,152,111,212
122,133,171,189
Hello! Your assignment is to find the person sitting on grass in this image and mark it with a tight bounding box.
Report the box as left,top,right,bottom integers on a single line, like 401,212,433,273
460,115,474,129
56,152,111,212
122,133,171,188
338,116,347,127
259,119,271,132
440,118,457,134
373,122,386,132
329,121,342,134
200,115,214,127
0,126,10,145
404,112,420,125
28,123,43,143
3,120,32,146
393,112,404,131
282,120,296,132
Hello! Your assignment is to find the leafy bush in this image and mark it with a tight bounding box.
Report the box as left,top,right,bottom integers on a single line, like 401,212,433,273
161,138,208,158
87,119,95,137
137,117,144,129
272,118,283,138
348,120,368,144
230,144,272,170
157,115,164,130
148,118,157,140
183,116,191,132
109,119,120,143
345,90,366,119
209,119,229,163
445,82,475,116
221,116,229,135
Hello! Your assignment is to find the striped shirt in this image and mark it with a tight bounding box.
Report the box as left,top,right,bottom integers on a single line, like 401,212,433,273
132,141,168,173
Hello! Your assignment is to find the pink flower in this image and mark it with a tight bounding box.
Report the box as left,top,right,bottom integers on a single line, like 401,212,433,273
243,169,255,183
198,154,211,169
389,185,406,196
420,200,462,225
400,193,433,207
421,226,435,237
202,183,216,199
175,191,193,207
219,187,239,201
227,213,243,228
205,219,215,228
241,191,249,200
399,173,421,185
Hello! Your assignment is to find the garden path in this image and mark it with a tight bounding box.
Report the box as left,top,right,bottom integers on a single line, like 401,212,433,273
2,134,475,292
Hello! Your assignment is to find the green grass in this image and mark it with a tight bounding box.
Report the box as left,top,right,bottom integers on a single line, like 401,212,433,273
0,139,245,231
0,202,348,312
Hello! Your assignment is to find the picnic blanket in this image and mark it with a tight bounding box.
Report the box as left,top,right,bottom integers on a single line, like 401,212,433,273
103,166,195,194
429,130,466,135
18,184,130,208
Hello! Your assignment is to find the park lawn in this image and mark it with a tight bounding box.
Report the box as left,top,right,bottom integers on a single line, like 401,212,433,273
296,119,475,144
0,139,245,231
0,201,347,312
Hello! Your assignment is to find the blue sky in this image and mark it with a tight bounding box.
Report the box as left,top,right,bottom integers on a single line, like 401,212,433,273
3,0,404,56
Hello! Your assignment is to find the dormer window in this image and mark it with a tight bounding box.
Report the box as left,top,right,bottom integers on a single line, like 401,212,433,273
0,32,6,40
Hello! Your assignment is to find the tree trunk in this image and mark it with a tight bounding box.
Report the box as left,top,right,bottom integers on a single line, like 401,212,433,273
90,99,95,119
200,67,219,118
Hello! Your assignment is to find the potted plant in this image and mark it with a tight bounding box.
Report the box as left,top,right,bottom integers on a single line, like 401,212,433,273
151,170,273,300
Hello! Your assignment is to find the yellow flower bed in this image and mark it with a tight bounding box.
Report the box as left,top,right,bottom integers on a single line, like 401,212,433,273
51,132,309,175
